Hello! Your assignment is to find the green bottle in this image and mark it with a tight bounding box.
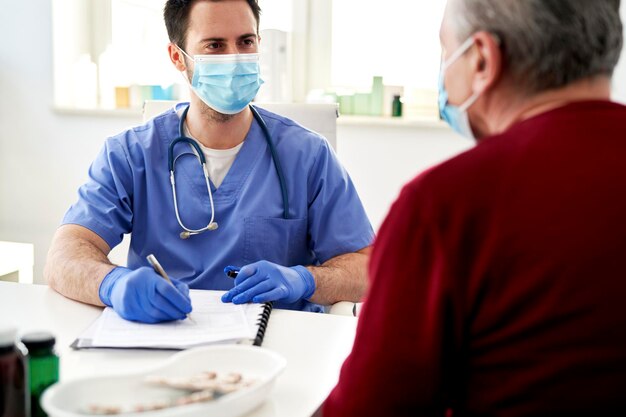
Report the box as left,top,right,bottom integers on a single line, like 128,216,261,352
21,332,59,417
392,95,403,117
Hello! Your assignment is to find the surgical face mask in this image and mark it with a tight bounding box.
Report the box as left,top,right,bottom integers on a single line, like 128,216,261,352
438,37,481,140
180,48,264,115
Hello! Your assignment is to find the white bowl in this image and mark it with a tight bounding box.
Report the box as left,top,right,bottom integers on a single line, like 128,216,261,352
41,345,286,417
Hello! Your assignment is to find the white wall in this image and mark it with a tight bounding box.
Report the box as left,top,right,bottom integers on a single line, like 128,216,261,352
1,0,626,283
0,0,141,283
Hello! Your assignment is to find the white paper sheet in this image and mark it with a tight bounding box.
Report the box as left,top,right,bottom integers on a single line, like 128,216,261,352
88,290,264,349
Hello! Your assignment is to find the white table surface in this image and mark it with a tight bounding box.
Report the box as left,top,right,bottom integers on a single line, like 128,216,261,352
0,282,357,417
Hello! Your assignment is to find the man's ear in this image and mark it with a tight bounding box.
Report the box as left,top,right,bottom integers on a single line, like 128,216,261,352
168,43,187,72
470,31,502,94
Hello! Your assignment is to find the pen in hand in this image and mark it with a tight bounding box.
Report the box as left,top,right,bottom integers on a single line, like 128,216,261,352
224,266,240,279
146,254,194,322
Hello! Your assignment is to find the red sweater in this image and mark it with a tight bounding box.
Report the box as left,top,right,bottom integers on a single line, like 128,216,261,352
323,101,626,417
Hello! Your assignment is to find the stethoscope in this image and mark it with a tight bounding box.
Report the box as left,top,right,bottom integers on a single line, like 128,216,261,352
168,104,289,239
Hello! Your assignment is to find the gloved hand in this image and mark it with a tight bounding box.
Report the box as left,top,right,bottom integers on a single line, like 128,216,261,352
221,261,316,304
99,266,192,323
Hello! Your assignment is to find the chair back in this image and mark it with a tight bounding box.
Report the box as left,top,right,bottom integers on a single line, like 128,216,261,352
142,100,339,150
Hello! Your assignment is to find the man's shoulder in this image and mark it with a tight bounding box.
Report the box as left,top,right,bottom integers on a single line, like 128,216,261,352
403,101,625,207
400,129,525,217
409,136,506,190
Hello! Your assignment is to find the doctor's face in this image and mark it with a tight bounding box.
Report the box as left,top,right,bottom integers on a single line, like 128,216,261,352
184,0,260,57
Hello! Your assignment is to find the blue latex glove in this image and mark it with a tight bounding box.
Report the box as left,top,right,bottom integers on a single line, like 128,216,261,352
99,266,192,323
221,261,316,304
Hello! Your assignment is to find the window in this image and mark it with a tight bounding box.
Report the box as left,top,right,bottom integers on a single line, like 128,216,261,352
329,0,446,117
53,0,184,111
332,1,445,89
52,0,299,111
105,0,179,108
53,0,445,119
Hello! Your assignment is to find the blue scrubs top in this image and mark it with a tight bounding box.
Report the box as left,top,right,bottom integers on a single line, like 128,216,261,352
63,103,374,312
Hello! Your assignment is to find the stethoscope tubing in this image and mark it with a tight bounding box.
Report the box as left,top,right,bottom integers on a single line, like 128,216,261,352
249,105,289,220
167,104,289,238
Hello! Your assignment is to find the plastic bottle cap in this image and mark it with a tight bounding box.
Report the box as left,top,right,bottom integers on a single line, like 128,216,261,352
0,326,17,347
21,331,56,350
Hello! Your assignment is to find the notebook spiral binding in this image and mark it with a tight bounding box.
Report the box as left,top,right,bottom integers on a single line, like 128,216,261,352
253,302,274,346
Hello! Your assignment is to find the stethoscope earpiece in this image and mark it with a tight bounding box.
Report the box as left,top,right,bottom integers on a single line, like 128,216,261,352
179,222,218,240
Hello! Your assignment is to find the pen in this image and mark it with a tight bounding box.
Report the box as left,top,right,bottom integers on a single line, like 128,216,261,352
224,266,240,279
146,254,193,321
146,254,172,284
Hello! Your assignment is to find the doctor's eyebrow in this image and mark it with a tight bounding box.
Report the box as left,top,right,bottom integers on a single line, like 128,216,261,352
198,33,258,44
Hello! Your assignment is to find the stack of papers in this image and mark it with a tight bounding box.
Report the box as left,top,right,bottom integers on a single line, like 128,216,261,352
72,290,265,349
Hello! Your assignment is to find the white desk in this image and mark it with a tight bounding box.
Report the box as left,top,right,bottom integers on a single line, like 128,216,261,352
0,282,357,416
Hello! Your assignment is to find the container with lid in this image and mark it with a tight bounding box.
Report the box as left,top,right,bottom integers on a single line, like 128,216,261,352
0,326,28,417
392,95,403,117
21,332,59,417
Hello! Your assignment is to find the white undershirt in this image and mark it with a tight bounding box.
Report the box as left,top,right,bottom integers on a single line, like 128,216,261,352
180,116,244,189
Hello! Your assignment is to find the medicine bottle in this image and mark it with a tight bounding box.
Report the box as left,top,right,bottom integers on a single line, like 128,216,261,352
392,95,403,117
21,332,59,417
0,326,28,417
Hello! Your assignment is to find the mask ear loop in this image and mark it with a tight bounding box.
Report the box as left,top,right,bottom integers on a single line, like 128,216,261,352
176,46,205,107
175,45,195,85
441,36,481,112
441,36,476,72
176,45,194,67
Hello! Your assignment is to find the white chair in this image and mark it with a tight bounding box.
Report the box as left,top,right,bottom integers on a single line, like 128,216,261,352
0,241,34,284
141,100,338,149
329,301,360,316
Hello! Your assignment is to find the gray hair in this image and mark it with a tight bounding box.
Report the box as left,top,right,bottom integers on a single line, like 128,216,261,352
453,0,623,93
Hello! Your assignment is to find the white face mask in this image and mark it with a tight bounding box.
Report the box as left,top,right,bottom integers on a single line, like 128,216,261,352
438,36,481,140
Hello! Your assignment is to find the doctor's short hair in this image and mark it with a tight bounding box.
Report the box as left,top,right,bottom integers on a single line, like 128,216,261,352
453,0,623,93
164,0,261,49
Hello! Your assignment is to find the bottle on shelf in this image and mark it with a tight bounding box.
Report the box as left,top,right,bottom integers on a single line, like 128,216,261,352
392,95,403,117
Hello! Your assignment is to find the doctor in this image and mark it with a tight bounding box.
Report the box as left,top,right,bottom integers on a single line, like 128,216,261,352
44,0,374,322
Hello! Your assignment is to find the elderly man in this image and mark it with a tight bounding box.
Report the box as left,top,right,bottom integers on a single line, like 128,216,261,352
318,0,626,416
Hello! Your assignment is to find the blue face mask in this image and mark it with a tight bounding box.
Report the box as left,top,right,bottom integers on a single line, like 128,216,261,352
438,37,481,140
180,49,264,115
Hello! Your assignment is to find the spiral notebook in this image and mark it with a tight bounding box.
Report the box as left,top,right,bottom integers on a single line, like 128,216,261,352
71,290,273,350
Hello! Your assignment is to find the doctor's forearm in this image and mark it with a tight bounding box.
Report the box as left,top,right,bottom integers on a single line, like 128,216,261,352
306,247,371,305
44,225,116,307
